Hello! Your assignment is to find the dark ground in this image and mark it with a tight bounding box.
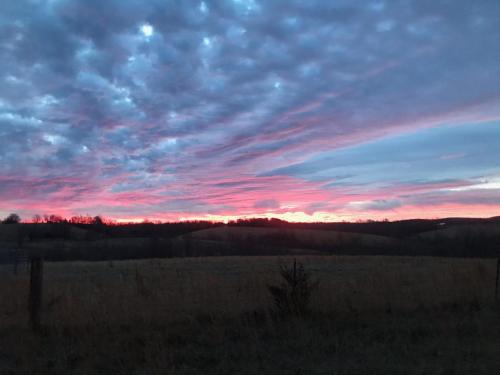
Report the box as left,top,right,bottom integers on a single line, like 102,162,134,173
1,304,499,374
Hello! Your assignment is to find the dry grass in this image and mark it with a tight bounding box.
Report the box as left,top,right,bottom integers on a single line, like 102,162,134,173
417,222,500,240
0,255,499,374
0,255,496,327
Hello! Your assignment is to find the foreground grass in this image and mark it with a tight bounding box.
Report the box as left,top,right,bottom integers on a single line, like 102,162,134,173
1,255,499,373
1,306,499,374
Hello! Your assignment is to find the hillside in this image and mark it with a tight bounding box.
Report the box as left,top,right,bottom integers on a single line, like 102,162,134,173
190,225,397,243
1,218,499,261
0,223,94,242
416,222,500,240
182,226,401,255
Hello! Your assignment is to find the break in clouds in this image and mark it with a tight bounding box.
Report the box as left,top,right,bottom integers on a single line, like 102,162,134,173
1,0,500,221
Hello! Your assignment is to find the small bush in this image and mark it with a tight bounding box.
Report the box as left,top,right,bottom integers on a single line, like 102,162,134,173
267,259,319,317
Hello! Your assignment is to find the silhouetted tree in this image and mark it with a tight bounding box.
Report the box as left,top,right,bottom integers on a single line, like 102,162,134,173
3,213,21,224
92,215,104,225
32,214,42,223
45,214,65,223
69,215,98,224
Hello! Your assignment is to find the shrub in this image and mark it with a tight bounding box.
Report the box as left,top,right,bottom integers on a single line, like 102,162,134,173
267,259,319,317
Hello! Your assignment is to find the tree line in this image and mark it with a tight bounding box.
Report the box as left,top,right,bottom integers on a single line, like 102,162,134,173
2,213,106,225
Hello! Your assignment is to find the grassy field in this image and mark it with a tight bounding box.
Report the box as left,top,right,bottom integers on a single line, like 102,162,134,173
1,255,499,374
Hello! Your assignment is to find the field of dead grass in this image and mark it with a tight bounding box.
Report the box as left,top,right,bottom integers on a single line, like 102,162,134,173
0,255,496,327
0,255,499,374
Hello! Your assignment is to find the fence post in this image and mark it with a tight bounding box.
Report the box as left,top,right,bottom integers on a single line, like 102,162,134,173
494,257,500,301
29,257,44,332
495,258,500,302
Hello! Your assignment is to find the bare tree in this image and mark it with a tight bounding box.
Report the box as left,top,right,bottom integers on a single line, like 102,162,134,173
92,215,104,225
3,213,21,224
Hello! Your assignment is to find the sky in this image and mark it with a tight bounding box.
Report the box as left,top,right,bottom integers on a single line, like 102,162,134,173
1,0,500,222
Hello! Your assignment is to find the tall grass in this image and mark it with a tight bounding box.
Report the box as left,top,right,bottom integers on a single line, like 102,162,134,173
0,255,497,328
0,255,499,374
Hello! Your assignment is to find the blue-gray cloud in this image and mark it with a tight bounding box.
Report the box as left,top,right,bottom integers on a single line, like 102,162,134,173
254,199,280,209
266,121,500,185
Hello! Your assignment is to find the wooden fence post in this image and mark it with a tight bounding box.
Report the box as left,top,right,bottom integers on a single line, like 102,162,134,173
495,258,500,302
495,258,500,301
29,257,44,332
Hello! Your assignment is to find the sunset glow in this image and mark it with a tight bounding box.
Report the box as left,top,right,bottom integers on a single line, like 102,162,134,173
1,1,500,222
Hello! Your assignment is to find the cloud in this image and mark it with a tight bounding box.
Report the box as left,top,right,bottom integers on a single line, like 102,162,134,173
348,200,403,211
254,199,280,209
1,0,500,220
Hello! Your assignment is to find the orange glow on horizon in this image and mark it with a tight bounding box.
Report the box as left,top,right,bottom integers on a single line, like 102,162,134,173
109,204,500,224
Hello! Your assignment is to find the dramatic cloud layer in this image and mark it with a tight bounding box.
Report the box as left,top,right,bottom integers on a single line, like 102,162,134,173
1,0,500,221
